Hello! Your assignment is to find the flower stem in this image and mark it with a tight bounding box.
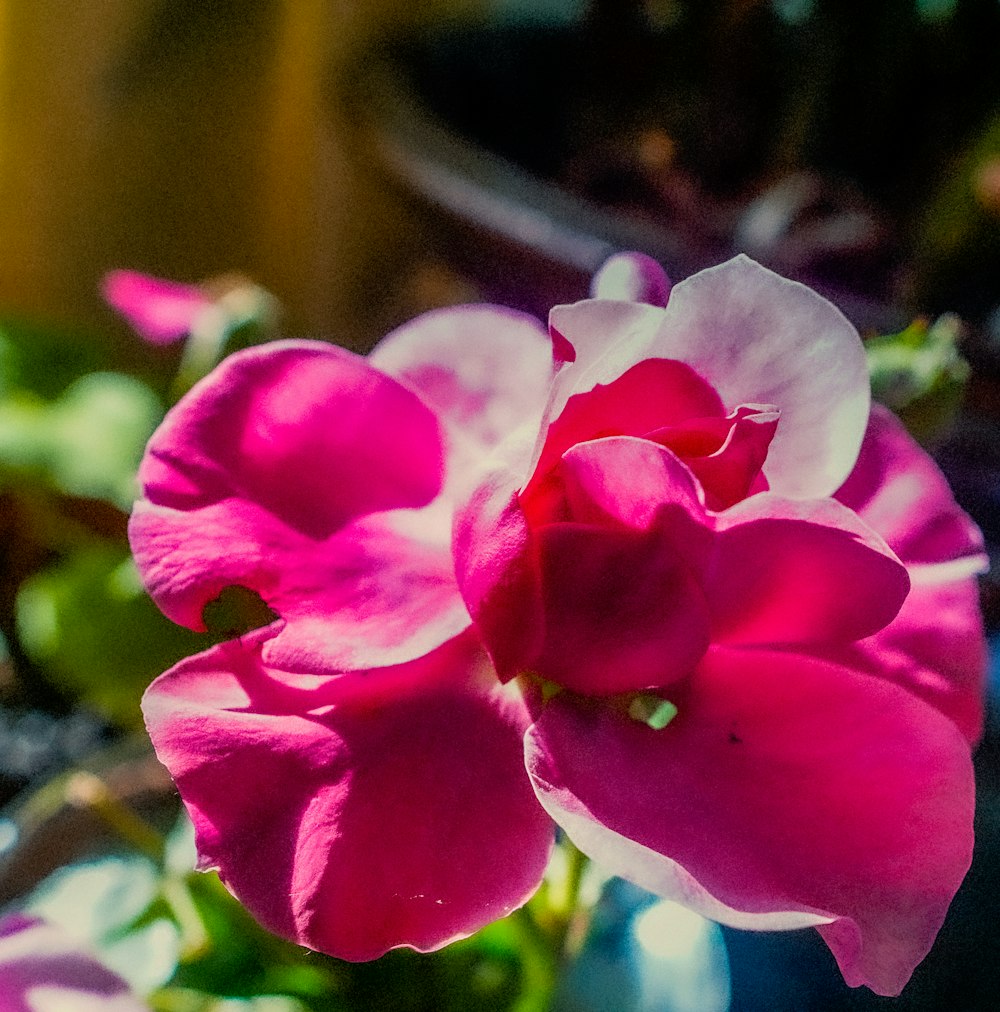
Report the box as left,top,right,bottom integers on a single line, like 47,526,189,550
510,903,560,1012
553,838,589,954
64,770,166,863
510,837,591,1011
162,875,211,961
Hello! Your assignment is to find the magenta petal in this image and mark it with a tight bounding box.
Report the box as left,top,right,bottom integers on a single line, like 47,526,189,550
131,499,468,672
137,340,444,538
142,631,554,961
526,646,975,996
103,269,210,345
829,404,987,741
130,340,463,668
557,436,708,532
835,577,987,744
457,438,714,690
835,403,987,573
528,358,724,496
454,465,545,680
707,494,910,645
531,521,711,694
261,509,471,672
0,915,147,1011
654,404,779,510
370,304,553,455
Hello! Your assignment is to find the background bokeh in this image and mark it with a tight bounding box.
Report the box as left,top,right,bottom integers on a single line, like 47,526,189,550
0,0,484,347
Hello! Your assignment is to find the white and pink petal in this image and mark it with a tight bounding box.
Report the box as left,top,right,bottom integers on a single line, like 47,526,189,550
835,403,987,573
370,304,554,491
547,256,870,500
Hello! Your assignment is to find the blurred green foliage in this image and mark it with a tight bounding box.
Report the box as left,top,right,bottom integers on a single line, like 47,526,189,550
15,549,204,727
0,279,281,733
12,797,528,1012
867,314,970,444
0,372,161,509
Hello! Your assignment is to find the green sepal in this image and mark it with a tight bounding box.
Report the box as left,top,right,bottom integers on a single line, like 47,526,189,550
628,694,678,730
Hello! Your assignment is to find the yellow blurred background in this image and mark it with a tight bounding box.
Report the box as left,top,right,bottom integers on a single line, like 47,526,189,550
0,0,482,350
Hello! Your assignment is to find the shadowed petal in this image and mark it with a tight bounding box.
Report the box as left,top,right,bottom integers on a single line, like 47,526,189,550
459,439,713,692
550,437,909,647
830,403,987,741
653,404,779,510
454,462,545,680
555,436,708,531
530,521,711,694
142,631,554,961
526,646,974,996
825,577,987,744
835,403,987,574
706,494,910,645
528,438,711,691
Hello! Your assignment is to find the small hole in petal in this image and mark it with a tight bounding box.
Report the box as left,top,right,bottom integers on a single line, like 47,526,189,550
202,585,278,640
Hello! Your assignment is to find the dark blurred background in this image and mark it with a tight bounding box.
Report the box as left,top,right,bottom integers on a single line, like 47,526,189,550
0,0,485,349
1,1,998,345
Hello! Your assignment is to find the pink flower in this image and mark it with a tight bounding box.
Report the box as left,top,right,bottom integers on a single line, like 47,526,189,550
103,271,213,345
132,309,557,961
0,915,148,1011
130,255,985,995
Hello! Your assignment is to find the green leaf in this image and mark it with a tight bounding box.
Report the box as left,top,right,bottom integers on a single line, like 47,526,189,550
15,548,207,727
46,373,163,508
167,872,342,1002
0,318,108,400
149,989,313,1012
867,314,970,444
22,854,181,993
0,371,162,509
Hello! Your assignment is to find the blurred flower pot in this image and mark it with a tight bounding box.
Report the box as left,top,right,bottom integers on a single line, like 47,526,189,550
348,3,1000,333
